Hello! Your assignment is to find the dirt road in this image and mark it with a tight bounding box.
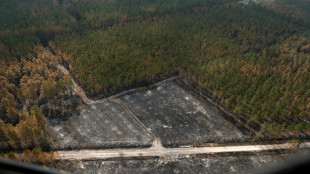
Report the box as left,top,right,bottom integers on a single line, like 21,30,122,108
57,65,107,105
57,64,179,105
56,64,310,161
57,139,308,160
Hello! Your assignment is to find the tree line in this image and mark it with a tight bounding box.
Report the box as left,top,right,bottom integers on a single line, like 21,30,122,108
0,46,76,150
53,3,310,137
1,0,310,153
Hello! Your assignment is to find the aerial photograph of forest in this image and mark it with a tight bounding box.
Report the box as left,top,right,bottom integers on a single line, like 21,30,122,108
0,0,310,173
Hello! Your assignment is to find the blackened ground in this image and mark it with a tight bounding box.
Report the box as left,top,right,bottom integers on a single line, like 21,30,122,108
119,81,249,147
48,79,250,149
51,149,310,174
47,101,153,150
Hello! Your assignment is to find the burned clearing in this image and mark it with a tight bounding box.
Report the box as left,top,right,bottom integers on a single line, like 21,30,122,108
48,78,250,149
119,80,249,147
52,150,303,174
48,101,153,150
46,76,310,174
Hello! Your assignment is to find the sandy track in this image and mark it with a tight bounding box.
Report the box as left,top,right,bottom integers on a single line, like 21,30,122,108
58,63,156,138
57,64,178,105
57,139,308,160
57,65,107,105
56,64,310,161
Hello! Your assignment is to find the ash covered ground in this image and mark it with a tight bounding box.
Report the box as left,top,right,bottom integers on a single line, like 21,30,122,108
51,150,309,174
48,80,249,149
119,80,249,147
48,101,153,149
47,79,310,173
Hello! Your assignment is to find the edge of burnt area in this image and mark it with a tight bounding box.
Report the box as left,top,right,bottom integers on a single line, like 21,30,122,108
173,77,310,144
173,77,258,137
47,44,310,145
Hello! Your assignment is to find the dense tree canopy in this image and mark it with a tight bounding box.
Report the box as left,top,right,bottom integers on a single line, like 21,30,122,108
52,2,310,137
0,0,310,151
0,46,76,150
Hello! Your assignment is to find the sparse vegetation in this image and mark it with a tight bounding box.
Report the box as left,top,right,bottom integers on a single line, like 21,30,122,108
0,151,20,161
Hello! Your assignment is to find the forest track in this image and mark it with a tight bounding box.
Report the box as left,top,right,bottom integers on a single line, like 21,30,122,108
57,140,309,160
57,63,167,139
57,64,178,105
57,64,107,105
54,55,310,162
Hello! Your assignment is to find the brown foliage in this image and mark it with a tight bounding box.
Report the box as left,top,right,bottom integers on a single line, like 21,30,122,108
0,106,49,150
0,45,76,150
0,151,20,161
23,148,58,165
